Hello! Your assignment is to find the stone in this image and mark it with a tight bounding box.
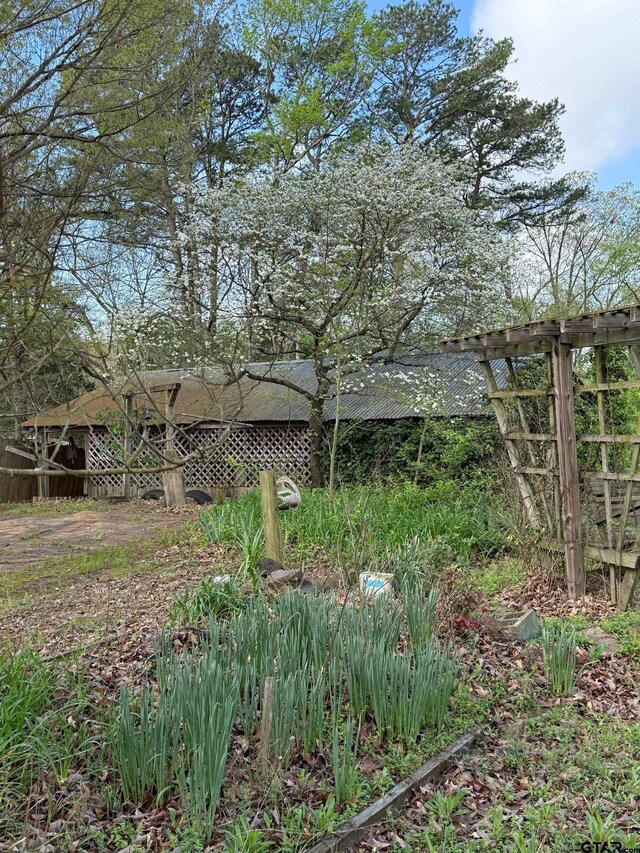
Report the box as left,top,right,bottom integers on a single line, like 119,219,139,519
512,609,541,641
256,556,285,577
298,577,316,593
584,627,619,656
266,568,302,587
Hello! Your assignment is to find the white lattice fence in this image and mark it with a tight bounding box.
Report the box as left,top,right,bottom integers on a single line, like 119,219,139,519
87,424,311,495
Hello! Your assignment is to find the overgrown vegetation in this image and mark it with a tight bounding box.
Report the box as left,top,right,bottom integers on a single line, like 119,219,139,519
201,483,507,585
114,589,460,841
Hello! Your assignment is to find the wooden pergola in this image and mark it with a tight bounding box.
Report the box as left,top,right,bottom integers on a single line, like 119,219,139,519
441,305,640,611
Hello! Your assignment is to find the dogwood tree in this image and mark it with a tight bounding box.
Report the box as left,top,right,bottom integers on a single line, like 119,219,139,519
183,144,506,484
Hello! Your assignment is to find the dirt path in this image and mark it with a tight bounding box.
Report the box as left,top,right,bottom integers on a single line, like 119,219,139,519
0,502,187,572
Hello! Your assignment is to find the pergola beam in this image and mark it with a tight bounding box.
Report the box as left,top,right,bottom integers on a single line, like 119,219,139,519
441,305,640,355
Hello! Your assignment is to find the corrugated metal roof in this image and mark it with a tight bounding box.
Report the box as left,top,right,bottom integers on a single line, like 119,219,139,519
23,353,504,428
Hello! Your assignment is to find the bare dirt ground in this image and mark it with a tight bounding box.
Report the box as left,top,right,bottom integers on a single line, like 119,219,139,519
0,501,187,572
0,501,232,689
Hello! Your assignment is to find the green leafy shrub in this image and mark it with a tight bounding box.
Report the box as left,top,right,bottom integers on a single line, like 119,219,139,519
324,417,501,487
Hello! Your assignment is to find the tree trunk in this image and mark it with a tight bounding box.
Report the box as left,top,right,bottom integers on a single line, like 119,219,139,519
308,399,325,488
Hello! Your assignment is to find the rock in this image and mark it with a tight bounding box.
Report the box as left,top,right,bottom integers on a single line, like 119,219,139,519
256,556,285,577
267,568,302,587
512,609,541,641
298,577,316,593
584,626,619,656
316,574,341,591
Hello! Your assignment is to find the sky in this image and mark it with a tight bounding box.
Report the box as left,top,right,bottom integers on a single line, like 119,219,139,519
367,0,640,190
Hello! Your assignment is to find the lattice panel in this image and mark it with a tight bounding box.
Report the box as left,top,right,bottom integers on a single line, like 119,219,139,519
87,424,311,495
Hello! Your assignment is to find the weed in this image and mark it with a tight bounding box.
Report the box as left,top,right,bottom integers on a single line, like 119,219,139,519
601,610,640,657
168,576,244,627
223,816,273,852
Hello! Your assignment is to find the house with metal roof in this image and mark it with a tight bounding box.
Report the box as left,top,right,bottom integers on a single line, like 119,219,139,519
23,352,503,497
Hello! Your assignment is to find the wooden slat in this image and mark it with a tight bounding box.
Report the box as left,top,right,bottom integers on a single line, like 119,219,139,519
575,378,640,393
594,347,616,602
579,434,640,444
480,360,541,530
545,352,562,539
506,356,556,533
587,472,640,483
487,388,551,399
505,432,556,441
541,538,640,570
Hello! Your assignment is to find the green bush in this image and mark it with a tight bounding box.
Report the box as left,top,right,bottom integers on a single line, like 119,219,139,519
324,417,501,486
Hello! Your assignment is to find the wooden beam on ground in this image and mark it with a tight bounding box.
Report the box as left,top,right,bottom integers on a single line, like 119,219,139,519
552,342,585,599
307,731,476,853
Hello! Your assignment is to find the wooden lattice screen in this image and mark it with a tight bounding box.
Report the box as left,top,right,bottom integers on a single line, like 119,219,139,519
86,424,311,497
442,306,640,611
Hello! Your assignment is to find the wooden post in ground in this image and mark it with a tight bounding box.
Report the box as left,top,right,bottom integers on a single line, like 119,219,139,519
259,469,284,564
552,342,585,600
158,383,185,508
37,428,50,499
122,393,134,500
258,676,274,773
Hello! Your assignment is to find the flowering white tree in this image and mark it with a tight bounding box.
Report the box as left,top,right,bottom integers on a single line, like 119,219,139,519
183,144,505,484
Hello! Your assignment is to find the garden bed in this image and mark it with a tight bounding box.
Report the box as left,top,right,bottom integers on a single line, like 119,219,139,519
2,483,639,851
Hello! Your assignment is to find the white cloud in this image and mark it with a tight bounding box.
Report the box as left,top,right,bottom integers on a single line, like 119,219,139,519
472,0,640,174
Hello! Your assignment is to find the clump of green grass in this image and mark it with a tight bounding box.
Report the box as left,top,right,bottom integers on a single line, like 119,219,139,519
168,576,245,627
0,649,107,840
473,557,526,596
543,621,577,696
114,651,238,835
332,715,361,804
0,650,53,753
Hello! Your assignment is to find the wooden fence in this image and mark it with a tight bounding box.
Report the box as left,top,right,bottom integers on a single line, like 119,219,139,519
0,440,87,503
0,442,38,503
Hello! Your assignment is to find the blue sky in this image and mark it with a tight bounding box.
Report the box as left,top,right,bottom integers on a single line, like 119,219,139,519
366,0,640,190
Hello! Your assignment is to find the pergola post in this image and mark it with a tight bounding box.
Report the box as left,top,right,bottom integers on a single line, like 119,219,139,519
552,341,585,599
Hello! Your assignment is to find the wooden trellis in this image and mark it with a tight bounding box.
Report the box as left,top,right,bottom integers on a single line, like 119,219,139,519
442,305,640,611
86,423,311,497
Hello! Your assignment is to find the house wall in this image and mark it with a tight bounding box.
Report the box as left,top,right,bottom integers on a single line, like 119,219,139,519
85,423,311,498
